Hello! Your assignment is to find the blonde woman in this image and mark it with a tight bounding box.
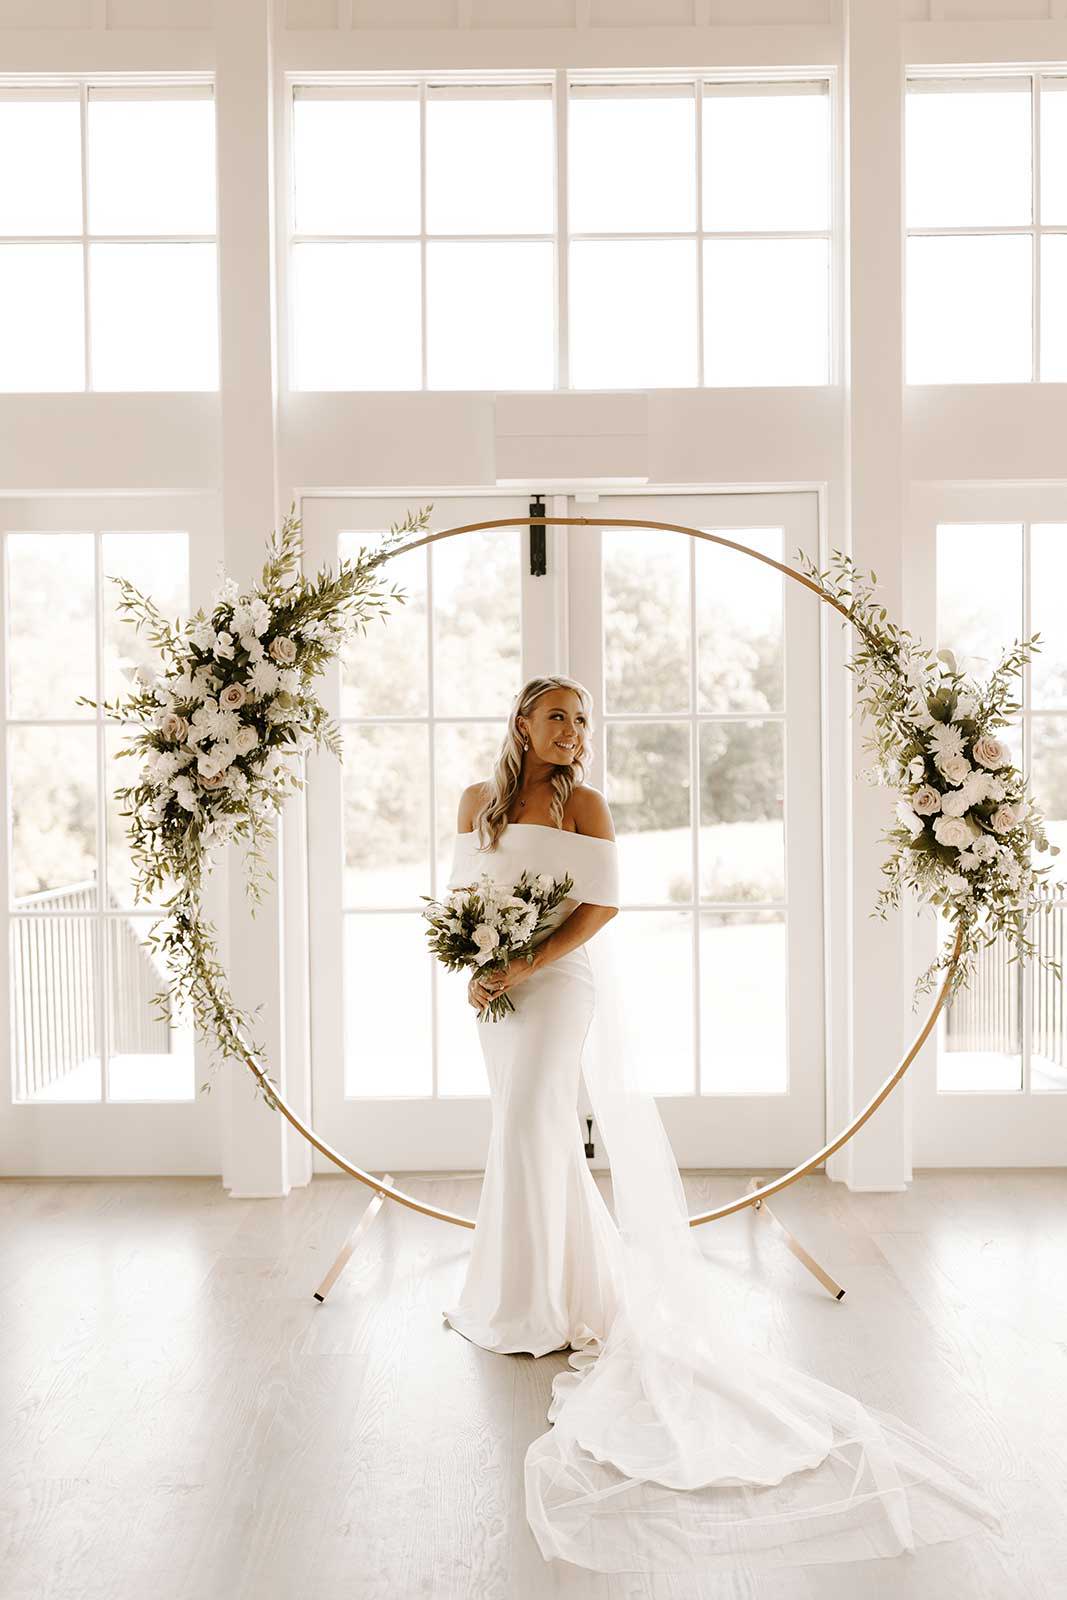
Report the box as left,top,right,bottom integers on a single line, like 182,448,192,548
440,675,1004,1580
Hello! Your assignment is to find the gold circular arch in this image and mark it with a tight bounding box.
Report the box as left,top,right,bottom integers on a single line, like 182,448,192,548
236,515,963,1232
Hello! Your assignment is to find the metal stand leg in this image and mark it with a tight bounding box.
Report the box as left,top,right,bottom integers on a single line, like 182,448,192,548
745,1177,845,1301
313,1173,395,1304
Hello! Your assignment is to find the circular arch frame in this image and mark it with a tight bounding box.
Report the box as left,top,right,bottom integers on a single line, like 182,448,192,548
239,515,962,1232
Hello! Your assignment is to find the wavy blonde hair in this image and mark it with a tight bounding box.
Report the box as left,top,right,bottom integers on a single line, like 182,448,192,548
471,675,595,850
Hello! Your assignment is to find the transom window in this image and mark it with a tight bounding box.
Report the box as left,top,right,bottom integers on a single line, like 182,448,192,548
906,74,1067,383
289,73,832,393
0,83,218,393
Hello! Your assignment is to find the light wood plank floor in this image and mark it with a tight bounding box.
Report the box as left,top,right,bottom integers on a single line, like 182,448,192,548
2,1169,1065,1600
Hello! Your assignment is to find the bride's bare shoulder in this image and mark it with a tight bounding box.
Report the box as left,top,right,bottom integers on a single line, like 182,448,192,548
456,780,491,834
571,784,616,842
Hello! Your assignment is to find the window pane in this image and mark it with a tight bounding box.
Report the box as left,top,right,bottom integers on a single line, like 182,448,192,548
426,92,553,235
106,724,171,912
603,528,689,714
342,723,429,907
10,726,97,905
569,88,695,234
700,721,784,903
0,243,84,392
1030,892,1067,1093
292,241,420,389
426,241,553,389
936,523,1023,680
905,80,1031,228
102,531,189,706
937,910,1022,1091
89,242,219,390
702,85,829,232
704,238,829,386
607,722,691,903
434,721,508,881
700,910,786,1094
7,532,95,719
11,916,101,1102
0,98,82,235
106,916,194,1101
344,913,431,1096
1031,715,1067,888
907,234,1032,384
431,527,521,718
436,950,489,1098
87,94,216,236
1039,76,1067,226
570,239,697,388
293,94,420,235
1040,235,1067,382
696,529,783,714
1031,525,1067,707
613,909,693,1094
339,533,427,717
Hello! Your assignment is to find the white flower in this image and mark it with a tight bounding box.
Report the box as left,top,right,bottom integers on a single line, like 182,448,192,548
268,635,297,665
985,776,1007,803
895,800,925,840
911,785,942,816
957,850,980,872
936,752,971,786
471,923,501,965
278,667,300,694
973,734,1009,770
972,833,1000,861
907,756,927,783
944,872,970,896
933,814,980,850
940,788,973,819
954,690,979,720
928,721,966,761
248,659,280,697
249,598,270,637
160,711,189,742
991,805,1019,834
214,631,235,660
190,621,216,652
234,725,259,756
219,682,247,711
906,690,936,729
240,633,265,662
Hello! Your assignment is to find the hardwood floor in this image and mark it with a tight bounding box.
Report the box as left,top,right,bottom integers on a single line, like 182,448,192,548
2,1169,1065,1599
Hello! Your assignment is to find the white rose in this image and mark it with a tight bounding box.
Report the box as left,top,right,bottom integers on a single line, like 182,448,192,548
933,814,979,850
249,599,270,636
160,712,189,742
944,873,970,895
191,620,216,652
937,753,972,786
973,735,1009,770
991,805,1019,833
234,725,259,755
972,833,1000,861
214,631,235,660
471,924,499,965
241,633,265,662
907,756,927,783
940,789,972,818
911,785,942,816
268,635,297,665
954,691,979,721
218,682,247,711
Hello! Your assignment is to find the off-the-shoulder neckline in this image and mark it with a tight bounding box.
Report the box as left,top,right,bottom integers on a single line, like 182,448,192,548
456,823,615,843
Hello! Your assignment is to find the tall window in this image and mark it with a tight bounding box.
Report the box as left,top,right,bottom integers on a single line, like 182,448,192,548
5,530,194,1101
935,522,1067,1092
0,83,218,393
906,74,1067,383
289,74,832,392
337,525,522,1098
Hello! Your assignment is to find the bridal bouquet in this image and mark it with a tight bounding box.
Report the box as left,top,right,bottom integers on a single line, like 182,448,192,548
77,500,432,1103
421,868,575,1021
796,549,1061,1006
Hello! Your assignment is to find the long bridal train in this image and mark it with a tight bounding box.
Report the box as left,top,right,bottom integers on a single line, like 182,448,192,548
442,821,1005,1579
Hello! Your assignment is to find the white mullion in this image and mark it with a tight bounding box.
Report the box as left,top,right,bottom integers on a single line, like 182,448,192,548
556,68,569,390
93,531,108,1101
695,79,706,390
1022,522,1032,1092
80,82,91,392
688,535,701,1095
419,81,428,392
1033,71,1041,382
425,540,438,1099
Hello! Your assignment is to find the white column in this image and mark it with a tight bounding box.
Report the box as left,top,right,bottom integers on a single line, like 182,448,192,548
216,0,301,1196
839,0,910,1191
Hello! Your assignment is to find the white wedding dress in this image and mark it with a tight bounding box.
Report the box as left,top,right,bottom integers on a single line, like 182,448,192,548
441,821,1006,1582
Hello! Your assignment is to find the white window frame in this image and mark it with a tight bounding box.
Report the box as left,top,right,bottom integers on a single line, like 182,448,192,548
904,69,1067,386
284,68,836,395
0,78,217,395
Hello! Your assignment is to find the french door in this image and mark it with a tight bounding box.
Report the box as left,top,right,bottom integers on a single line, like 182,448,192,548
302,489,826,1174
0,494,222,1176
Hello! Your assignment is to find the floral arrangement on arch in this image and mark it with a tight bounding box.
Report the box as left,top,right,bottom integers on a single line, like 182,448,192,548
81,501,431,1106
85,508,1061,1102
795,550,1062,1006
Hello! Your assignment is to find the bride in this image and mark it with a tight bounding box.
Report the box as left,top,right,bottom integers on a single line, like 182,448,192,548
441,674,1005,1581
